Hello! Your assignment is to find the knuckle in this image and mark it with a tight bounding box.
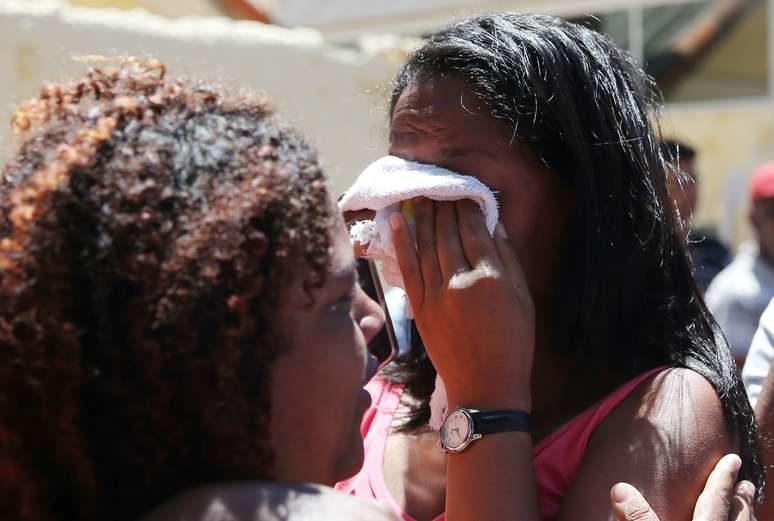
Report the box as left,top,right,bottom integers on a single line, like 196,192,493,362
730,496,750,521
695,492,731,521
414,198,433,216
459,212,486,235
471,263,504,287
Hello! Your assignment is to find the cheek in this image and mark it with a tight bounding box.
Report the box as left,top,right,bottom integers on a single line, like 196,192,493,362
498,180,572,296
292,316,368,428
269,326,363,483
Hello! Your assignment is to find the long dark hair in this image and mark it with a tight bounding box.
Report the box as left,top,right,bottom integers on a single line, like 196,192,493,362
383,12,762,488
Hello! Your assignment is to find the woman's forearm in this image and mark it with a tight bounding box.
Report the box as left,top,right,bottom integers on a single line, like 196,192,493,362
445,431,540,521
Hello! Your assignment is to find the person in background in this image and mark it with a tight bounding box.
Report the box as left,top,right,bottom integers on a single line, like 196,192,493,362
707,161,774,366
742,298,774,408
742,296,774,519
662,139,731,292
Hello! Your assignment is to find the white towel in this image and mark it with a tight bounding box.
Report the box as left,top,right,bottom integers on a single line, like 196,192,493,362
339,155,499,431
338,155,499,290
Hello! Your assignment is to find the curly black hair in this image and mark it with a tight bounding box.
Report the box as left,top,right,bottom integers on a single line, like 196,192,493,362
0,58,334,521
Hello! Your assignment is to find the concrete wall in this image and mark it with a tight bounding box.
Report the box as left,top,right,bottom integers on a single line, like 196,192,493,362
0,0,415,195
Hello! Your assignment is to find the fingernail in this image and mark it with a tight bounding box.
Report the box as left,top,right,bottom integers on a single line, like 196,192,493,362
610,483,630,504
738,480,756,502
389,213,401,231
495,222,508,239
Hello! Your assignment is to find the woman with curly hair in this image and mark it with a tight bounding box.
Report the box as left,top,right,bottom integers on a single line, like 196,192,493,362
0,57,391,521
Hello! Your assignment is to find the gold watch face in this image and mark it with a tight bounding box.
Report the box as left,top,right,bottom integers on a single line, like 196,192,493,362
441,409,472,450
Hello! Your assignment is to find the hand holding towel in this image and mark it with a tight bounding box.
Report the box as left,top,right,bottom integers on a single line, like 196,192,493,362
338,155,499,290
339,155,500,430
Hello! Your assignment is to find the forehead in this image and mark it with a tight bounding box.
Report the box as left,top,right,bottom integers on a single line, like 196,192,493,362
393,75,485,114
390,76,510,144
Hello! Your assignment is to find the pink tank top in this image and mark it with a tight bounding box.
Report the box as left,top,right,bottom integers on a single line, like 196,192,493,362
336,367,666,521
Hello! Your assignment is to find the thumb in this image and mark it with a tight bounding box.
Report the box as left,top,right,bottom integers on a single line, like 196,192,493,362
611,483,661,521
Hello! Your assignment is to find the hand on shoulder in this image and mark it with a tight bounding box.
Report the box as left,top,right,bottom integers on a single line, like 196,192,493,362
612,454,756,521
560,368,735,521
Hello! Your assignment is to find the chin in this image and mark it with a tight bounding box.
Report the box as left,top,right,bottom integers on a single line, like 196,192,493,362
332,432,366,484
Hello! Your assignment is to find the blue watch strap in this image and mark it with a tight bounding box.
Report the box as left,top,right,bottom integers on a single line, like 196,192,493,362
472,410,531,436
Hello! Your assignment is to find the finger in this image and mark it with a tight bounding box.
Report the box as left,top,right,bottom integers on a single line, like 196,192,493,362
730,481,756,521
353,241,369,258
693,454,742,521
389,212,424,308
493,222,531,303
435,201,470,281
610,483,660,521
413,198,442,293
456,200,498,268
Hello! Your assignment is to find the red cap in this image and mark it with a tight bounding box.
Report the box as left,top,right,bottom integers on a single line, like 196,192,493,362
750,161,774,202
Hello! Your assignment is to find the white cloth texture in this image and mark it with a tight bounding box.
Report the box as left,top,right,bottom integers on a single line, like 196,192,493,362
338,155,499,290
706,241,774,360
742,297,774,407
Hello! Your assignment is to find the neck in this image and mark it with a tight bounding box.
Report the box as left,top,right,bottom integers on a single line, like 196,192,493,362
527,300,623,441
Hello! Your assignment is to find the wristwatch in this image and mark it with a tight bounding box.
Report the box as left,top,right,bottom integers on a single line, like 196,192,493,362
440,406,531,453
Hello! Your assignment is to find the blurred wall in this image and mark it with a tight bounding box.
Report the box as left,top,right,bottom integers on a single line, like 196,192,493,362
3,0,773,249
0,0,413,195
664,102,774,247
64,0,223,18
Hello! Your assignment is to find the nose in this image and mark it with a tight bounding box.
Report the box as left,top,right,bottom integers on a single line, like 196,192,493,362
352,284,385,344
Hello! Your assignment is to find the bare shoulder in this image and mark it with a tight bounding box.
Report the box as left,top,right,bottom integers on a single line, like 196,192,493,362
557,368,734,521
140,482,400,521
623,367,729,438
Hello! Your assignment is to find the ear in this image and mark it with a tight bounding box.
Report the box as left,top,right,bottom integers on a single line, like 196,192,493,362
281,266,316,310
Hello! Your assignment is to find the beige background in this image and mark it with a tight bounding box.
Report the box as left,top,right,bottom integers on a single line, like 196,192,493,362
5,0,774,249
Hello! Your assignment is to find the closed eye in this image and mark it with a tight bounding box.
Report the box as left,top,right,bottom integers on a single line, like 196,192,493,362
330,286,356,314
443,148,472,159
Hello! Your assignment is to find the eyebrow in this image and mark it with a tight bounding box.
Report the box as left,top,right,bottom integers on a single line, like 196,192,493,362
390,112,449,133
441,145,498,162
